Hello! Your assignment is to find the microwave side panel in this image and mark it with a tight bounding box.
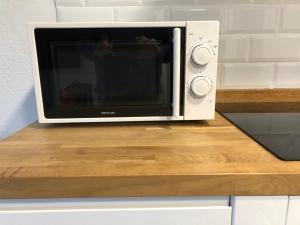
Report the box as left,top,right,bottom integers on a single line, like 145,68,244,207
27,24,48,123
183,21,219,120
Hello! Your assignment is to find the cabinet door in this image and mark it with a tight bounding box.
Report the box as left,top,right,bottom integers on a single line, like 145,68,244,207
0,206,231,225
231,196,288,225
286,196,300,225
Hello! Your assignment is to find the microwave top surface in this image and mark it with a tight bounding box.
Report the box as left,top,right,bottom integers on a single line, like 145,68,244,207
27,21,219,29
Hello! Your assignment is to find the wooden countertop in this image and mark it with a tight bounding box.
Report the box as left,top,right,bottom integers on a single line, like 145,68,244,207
1,89,300,199
216,89,300,112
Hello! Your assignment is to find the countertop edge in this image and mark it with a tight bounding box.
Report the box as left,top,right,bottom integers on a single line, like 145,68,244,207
1,174,300,198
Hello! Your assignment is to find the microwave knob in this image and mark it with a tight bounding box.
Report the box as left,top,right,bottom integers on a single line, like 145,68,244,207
190,76,212,98
191,43,212,66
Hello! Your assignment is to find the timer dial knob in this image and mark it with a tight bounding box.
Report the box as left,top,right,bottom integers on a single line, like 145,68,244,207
191,43,212,66
190,76,212,98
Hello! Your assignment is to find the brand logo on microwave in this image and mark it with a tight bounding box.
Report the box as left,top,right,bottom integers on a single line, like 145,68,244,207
101,111,116,115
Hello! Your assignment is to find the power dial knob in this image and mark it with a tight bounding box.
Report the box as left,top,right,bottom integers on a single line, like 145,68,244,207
190,76,212,98
191,43,212,66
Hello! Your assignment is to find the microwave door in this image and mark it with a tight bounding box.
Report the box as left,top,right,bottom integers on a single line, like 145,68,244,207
35,27,178,119
172,28,181,118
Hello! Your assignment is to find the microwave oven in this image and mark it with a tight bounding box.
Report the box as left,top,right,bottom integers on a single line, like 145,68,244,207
28,21,219,123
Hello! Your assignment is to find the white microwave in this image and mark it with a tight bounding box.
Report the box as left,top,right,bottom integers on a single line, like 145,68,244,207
28,21,219,123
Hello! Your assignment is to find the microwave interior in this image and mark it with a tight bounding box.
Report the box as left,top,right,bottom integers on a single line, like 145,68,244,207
34,27,186,118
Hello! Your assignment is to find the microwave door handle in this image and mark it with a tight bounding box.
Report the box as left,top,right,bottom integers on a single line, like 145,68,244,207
173,28,181,118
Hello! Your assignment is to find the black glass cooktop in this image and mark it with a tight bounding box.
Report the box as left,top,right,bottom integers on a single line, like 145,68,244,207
220,112,300,161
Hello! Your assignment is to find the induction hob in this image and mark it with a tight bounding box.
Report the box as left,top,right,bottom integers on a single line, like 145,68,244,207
219,112,300,161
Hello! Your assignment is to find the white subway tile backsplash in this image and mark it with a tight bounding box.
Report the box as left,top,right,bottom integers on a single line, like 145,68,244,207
252,0,300,3
275,63,300,87
57,7,113,22
226,6,278,33
221,63,274,89
55,0,85,7
86,0,139,6
114,6,169,21
171,6,223,21
170,6,225,31
142,0,197,5
249,36,300,62
219,35,249,62
197,0,251,4
280,6,300,32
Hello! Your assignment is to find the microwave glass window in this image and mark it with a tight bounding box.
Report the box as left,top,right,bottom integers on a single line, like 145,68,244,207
35,28,185,118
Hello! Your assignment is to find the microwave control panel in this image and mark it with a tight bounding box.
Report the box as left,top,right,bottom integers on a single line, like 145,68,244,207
184,21,219,120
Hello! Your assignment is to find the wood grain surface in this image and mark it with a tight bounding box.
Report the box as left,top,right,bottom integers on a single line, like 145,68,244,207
216,89,300,112
1,89,300,198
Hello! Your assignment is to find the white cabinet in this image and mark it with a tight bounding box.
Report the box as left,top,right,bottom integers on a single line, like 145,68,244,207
4,195,300,225
231,196,289,225
0,197,231,225
0,207,231,225
286,196,300,225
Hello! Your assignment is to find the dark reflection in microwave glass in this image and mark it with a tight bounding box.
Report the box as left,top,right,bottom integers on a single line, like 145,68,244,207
34,27,182,118
53,34,170,107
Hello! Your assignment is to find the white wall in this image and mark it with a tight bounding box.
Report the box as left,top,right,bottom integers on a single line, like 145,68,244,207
0,0,56,140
